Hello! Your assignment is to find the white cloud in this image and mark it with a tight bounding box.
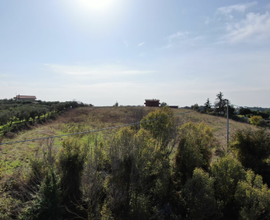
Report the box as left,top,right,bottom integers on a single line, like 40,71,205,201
217,2,257,14
225,12,270,43
163,31,190,48
44,64,155,79
138,42,145,47
168,31,188,44
0,74,8,77
164,31,205,48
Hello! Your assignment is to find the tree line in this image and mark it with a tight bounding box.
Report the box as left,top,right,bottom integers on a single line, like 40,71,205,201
0,100,87,135
191,92,270,127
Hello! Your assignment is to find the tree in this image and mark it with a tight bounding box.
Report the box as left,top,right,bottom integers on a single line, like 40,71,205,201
225,105,235,118
160,102,168,107
239,108,252,115
0,111,9,125
214,92,226,115
191,103,199,110
204,98,211,112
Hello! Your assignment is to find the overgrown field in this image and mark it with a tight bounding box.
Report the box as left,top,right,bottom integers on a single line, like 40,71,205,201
1,106,268,220
0,106,257,178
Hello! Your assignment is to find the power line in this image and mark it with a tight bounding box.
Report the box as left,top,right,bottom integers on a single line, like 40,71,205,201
0,110,194,146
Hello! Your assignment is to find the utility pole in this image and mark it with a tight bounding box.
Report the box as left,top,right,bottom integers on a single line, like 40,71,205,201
225,99,229,147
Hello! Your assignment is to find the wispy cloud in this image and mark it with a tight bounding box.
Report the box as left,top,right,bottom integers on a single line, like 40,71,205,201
44,64,155,79
138,42,145,47
164,31,189,48
224,12,270,43
0,74,8,77
164,31,205,48
168,31,188,44
217,2,257,15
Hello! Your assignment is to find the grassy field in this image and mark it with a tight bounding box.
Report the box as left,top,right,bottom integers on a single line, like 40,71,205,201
0,106,258,177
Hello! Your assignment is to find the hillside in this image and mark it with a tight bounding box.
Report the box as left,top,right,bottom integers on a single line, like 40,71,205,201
0,106,257,176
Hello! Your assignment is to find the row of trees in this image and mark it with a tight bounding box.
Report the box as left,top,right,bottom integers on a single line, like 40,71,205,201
202,92,234,116
191,92,232,116
0,101,86,134
1,107,270,219
192,92,270,127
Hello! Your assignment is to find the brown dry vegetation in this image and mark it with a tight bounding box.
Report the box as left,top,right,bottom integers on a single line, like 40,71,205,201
0,106,258,178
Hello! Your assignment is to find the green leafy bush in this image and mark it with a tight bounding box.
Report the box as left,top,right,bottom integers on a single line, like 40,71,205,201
231,129,270,185
19,169,62,220
211,155,246,219
250,115,263,126
174,122,216,185
235,170,270,220
182,168,220,220
57,139,85,218
140,107,176,146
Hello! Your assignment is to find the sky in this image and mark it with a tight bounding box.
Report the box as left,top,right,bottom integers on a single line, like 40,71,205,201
1,0,270,107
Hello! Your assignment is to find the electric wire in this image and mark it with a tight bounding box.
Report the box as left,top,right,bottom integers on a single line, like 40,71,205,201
0,110,194,146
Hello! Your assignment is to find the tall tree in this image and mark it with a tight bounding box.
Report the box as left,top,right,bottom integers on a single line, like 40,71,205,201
204,98,211,111
214,92,226,115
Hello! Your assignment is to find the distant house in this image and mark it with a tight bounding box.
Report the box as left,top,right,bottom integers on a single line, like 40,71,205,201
144,99,160,107
16,95,37,101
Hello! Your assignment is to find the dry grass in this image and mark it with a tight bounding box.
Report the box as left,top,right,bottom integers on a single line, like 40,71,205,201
170,109,258,147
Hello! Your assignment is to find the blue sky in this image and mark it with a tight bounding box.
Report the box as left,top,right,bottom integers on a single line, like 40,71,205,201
1,0,270,107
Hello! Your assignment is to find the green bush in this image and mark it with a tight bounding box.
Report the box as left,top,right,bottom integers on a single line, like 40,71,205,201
231,129,270,185
57,139,85,218
19,169,62,220
235,170,270,220
250,115,262,126
174,122,216,185
182,168,220,220
211,155,246,219
140,106,176,146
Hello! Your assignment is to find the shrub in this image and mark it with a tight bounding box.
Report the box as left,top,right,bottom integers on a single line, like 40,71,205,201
140,107,176,146
57,139,85,218
230,129,270,185
174,122,216,186
160,102,168,107
250,115,262,126
104,127,172,219
211,155,246,218
182,168,220,220
19,169,62,220
235,170,270,220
